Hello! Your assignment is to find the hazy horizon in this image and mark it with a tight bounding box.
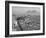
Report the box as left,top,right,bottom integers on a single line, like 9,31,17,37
12,7,40,16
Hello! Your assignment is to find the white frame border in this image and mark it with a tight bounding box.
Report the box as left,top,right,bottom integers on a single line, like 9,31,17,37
9,3,43,35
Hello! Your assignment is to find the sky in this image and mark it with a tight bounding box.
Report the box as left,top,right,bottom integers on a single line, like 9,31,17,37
12,6,40,16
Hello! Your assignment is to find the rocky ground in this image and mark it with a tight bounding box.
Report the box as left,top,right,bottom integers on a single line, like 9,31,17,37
12,15,40,31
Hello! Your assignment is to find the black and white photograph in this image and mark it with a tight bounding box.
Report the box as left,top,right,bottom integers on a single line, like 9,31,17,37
12,7,40,31
5,1,45,37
